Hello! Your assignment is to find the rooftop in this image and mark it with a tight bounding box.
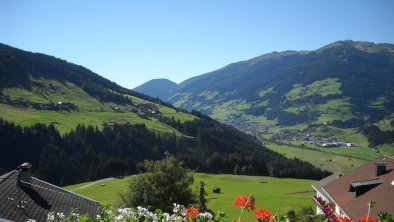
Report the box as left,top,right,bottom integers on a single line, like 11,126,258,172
350,178,384,188
312,172,342,200
322,155,394,220
0,170,101,221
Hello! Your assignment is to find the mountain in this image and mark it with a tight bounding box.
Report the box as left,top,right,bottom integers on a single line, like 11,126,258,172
0,43,330,185
134,78,178,100
165,41,394,133
0,43,194,134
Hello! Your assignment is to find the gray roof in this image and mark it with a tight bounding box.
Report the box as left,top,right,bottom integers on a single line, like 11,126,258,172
311,172,341,199
350,178,384,187
0,171,101,222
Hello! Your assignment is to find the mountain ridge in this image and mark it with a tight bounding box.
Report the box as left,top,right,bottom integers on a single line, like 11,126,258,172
166,40,394,122
138,40,394,147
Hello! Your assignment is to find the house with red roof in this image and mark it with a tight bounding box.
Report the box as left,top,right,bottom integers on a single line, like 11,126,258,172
312,155,394,221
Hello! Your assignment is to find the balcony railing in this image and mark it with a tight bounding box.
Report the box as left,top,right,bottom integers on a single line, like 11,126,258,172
312,196,337,222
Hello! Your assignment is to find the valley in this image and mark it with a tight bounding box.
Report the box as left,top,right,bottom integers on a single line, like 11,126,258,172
64,173,317,221
0,43,329,188
136,41,394,168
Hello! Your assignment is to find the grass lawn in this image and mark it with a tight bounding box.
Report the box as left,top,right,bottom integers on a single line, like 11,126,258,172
63,182,91,191
194,173,316,221
64,173,317,221
63,177,131,206
265,144,367,173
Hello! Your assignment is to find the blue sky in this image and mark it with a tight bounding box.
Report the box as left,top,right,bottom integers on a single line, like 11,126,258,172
1,1,393,89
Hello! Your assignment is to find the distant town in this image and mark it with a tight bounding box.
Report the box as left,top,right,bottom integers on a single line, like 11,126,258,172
225,120,358,148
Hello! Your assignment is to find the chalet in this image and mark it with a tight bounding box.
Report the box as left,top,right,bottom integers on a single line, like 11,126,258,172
0,163,101,221
321,142,339,148
312,155,394,221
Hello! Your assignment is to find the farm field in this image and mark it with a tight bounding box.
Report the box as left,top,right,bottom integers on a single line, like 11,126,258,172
265,144,368,173
288,141,381,160
313,146,381,160
64,173,317,221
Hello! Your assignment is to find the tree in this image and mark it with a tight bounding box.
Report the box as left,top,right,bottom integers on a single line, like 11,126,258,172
286,209,297,222
198,181,208,212
300,207,314,222
120,154,195,212
234,164,241,175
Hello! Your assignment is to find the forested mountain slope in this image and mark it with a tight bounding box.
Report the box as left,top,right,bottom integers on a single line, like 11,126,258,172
166,41,394,128
0,43,330,185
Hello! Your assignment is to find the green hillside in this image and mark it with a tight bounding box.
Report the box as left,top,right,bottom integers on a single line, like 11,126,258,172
0,43,195,134
168,41,394,128
64,173,317,221
163,41,394,152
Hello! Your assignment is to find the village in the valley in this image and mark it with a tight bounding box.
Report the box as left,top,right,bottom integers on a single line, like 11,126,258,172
226,119,358,148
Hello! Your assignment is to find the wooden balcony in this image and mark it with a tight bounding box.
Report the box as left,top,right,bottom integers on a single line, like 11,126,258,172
312,195,326,207
312,196,337,221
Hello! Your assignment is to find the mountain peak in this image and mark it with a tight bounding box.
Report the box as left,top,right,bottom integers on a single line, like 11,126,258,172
317,40,394,53
248,50,307,65
134,78,178,100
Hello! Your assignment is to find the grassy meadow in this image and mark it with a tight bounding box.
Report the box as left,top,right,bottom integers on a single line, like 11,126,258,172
64,173,317,221
0,78,195,135
265,144,369,173
194,174,316,221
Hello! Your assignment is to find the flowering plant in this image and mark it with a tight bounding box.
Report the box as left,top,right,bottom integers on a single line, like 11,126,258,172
359,214,378,222
335,216,353,222
253,209,274,222
41,203,216,222
28,197,393,222
234,195,256,211
185,207,200,220
233,195,286,222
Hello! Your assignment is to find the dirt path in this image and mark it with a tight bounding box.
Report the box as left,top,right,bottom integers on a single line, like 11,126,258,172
70,177,114,192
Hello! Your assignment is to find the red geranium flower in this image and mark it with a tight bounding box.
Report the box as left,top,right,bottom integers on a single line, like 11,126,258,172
184,207,200,220
335,216,352,222
359,215,378,222
233,195,255,211
254,209,274,221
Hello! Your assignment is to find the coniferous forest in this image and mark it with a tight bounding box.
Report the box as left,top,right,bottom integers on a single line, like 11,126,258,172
0,117,330,186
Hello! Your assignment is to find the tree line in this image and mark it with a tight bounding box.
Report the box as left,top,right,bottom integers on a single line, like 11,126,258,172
362,124,394,147
0,118,330,186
